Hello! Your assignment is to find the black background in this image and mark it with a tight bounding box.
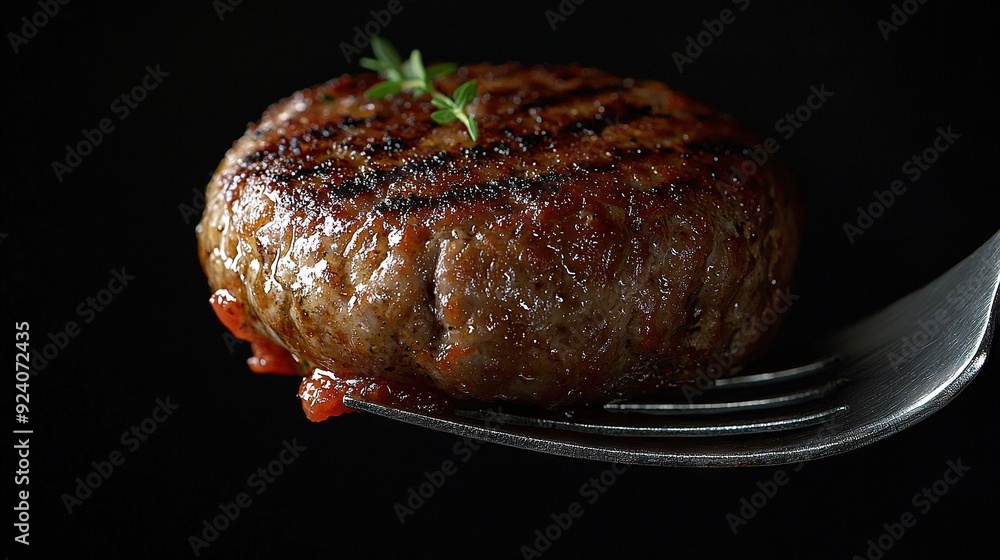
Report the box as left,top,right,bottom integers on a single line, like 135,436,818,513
3,1,999,558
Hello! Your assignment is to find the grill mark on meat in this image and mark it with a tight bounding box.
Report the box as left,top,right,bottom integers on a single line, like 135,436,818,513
242,90,661,175
372,173,564,214
274,136,686,213
334,115,374,129
555,104,655,136
249,104,668,209
368,147,690,215
236,65,770,236
520,84,628,110
239,151,271,165
276,169,395,208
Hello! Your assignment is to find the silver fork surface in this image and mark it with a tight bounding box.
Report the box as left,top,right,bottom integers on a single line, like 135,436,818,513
345,231,1000,466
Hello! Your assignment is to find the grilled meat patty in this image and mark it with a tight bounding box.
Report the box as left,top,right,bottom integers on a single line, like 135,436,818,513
197,63,802,413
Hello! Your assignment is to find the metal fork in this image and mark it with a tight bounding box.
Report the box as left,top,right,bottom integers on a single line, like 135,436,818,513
345,231,1000,466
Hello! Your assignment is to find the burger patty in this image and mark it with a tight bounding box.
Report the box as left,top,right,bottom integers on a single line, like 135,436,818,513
196,63,802,414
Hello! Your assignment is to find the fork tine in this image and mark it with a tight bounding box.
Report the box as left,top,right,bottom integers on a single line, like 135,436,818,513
712,356,838,388
604,378,848,414
354,394,850,437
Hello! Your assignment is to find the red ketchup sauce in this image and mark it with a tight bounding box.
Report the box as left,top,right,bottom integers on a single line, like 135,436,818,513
209,290,299,375
298,369,453,422
210,289,452,420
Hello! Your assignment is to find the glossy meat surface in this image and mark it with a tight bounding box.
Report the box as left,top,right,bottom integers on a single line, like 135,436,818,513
197,63,802,408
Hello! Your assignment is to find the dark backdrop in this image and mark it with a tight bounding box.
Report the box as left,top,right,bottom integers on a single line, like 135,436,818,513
3,1,998,558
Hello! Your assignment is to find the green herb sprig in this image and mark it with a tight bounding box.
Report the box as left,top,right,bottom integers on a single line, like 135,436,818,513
360,37,479,141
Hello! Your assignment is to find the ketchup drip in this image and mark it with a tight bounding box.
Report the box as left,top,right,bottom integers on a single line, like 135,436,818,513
210,289,453,419
298,369,453,421
209,289,299,376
